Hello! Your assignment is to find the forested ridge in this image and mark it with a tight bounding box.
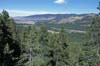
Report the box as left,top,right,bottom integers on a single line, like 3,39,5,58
0,2,100,66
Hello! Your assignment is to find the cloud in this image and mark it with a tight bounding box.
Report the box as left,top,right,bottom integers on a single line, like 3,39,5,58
0,9,54,16
54,0,65,4
0,9,67,17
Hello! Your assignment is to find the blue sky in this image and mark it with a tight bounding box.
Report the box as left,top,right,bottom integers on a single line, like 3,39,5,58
0,0,99,16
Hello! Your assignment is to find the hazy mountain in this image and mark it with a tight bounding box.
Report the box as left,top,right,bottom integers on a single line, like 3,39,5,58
14,13,96,33
14,13,96,24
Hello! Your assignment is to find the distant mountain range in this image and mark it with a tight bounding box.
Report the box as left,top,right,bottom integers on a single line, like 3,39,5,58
14,13,97,33
14,13,96,24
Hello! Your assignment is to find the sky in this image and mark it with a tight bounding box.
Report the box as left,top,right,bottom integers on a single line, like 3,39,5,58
0,0,99,16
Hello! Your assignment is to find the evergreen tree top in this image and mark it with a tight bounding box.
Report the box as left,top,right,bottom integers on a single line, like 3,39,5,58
97,2,100,14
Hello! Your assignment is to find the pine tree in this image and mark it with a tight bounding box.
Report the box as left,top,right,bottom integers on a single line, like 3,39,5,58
0,10,22,66
45,27,69,66
86,16,100,66
81,2,100,66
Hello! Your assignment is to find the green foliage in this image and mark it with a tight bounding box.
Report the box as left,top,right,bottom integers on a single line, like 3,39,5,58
1,2,100,66
17,15,100,66
82,9,100,66
0,10,23,66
